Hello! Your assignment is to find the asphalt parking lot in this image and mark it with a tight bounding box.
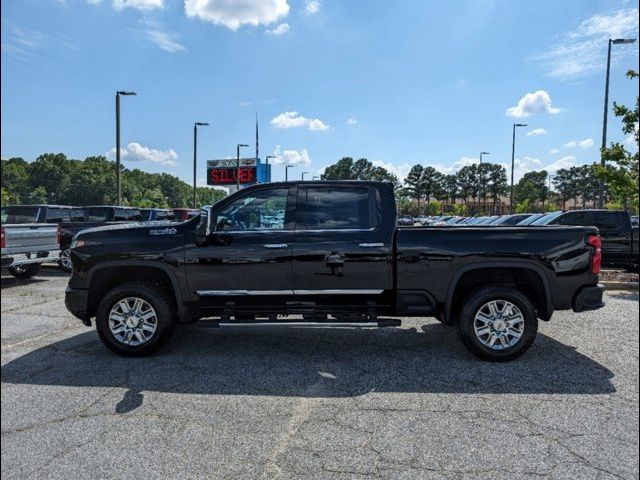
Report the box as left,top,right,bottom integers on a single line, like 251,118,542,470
1,268,638,479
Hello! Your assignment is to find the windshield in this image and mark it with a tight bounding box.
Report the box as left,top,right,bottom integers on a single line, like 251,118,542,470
1,206,40,224
530,211,564,226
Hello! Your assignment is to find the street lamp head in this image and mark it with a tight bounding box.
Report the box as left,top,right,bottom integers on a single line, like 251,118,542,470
117,91,137,96
266,155,276,159
238,144,249,147
515,123,527,127
481,151,490,155
195,122,209,126
612,38,636,44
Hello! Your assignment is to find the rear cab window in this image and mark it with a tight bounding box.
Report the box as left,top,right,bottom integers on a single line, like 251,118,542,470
45,208,71,223
85,207,111,222
1,206,41,224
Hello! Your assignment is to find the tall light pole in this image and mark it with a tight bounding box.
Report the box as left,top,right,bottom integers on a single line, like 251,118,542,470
193,122,209,208
510,123,527,214
285,165,294,181
115,90,136,205
301,171,309,181
265,155,276,183
478,152,490,215
598,37,637,208
236,143,249,190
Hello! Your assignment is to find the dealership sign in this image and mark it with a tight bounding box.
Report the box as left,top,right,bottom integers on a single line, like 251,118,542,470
207,158,258,186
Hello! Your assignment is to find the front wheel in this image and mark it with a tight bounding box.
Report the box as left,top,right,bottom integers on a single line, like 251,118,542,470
8,264,41,279
456,286,538,362
58,248,73,273
95,282,176,357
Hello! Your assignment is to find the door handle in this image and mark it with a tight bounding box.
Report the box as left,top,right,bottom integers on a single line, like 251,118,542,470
358,243,385,248
263,243,288,249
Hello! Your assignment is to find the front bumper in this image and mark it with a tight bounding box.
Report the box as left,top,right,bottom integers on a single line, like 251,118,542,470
65,287,91,326
573,284,605,312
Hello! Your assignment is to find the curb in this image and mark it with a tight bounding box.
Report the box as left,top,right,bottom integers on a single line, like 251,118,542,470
601,281,639,291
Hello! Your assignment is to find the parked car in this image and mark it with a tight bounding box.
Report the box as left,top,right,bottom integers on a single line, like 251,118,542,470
1,221,60,279
172,208,201,221
397,215,414,226
631,215,639,227
531,210,638,271
490,214,534,226
66,181,604,361
141,208,176,222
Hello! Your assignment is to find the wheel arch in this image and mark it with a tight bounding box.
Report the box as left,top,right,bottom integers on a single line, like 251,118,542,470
86,261,187,321
444,262,553,323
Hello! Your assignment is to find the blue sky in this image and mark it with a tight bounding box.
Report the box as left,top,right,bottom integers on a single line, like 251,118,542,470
2,0,639,187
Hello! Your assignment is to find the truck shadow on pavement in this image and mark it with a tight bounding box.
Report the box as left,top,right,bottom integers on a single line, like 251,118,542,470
1,267,68,289
1,322,615,405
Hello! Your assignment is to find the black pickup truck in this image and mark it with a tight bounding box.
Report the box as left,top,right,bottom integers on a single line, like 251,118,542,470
65,181,604,361
530,210,639,272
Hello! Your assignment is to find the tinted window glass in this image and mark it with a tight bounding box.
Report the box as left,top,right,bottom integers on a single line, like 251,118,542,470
85,207,110,222
1,206,40,224
46,208,71,223
140,209,153,221
530,211,563,225
554,212,589,226
301,187,370,230
590,212,623,234
115,209,142,221
216,188,288,231
70,209,85,222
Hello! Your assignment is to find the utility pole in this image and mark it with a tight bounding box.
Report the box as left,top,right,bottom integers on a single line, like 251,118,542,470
115,91,136,205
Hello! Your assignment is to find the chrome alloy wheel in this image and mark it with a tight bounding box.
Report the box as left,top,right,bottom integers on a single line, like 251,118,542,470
108,297,158,346
473,300,525,350
59,249,72,270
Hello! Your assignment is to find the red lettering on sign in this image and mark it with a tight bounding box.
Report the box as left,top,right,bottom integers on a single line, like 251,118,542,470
208,167,257,185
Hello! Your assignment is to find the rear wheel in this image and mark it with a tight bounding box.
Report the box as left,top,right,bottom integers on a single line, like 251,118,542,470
95,282,176,357
456,286,538,362
8,264,41,279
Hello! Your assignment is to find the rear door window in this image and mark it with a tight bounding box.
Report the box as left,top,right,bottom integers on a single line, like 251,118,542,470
299,187,371,230
554,212,589,226
590,212,624,235
70,209,85,222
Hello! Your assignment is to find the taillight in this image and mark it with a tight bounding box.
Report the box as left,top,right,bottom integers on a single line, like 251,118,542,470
1,227,5,249
587,234,602,274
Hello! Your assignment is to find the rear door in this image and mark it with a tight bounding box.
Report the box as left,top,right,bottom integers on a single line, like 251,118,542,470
588,211,631,266
291,185,392,298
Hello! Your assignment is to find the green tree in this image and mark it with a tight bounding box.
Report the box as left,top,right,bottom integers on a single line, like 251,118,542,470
486,163,508,214
596,70,639,211
1,157,31,203
321,157,398,186
421,166,444,214
404,165,425,213
515,171,548,211
456,165,479,207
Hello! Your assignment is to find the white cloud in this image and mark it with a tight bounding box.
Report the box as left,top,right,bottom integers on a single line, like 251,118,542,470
346,118,357,125
145,29,187,52
371,160,412,181
107,142,178,167
184,0,290,30
266,22,289,35
270,111,329,131
506,90,561,118
537,8,639,79
549,148,560,154
563,138,594,149
271,145,311,165
305,0,320,14
112,0,164,11
509,155,579,182
526,128,548,136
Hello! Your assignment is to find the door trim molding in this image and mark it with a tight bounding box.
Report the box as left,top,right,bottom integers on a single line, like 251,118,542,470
197,289,384,296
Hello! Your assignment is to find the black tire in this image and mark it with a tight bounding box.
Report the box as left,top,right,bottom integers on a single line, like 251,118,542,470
95,282,176,357
8,264,41,279
456,286,538,362
58,248,73,273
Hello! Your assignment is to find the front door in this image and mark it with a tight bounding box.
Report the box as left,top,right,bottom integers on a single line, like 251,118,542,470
291,185,392,299
185,186,294,301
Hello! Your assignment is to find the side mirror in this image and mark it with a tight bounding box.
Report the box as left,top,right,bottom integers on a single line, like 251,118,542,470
195,206,213,246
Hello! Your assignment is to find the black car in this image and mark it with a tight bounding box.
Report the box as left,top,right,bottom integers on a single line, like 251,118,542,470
66,181,603,361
